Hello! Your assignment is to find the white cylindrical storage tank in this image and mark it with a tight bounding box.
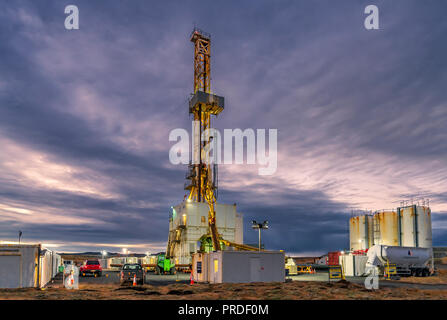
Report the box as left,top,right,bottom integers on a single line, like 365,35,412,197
349,215,373,250
416,206,432,248
349,216,360,251
373,210,399,246
399,205,432,248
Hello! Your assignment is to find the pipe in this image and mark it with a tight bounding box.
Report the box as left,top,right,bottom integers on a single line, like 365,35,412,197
413,204,419,247
37,244,41,288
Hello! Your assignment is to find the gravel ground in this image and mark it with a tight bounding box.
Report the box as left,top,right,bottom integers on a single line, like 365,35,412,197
1,278,447,300
2,269,447,300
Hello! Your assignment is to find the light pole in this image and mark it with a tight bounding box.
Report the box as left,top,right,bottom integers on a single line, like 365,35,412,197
252,220,269,251
18,230,22,244
101,250,107,269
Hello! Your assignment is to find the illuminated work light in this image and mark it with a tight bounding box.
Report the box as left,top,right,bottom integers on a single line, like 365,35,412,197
251,220,269,251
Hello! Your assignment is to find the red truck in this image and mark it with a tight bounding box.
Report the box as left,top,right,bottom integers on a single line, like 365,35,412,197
80,259,102,277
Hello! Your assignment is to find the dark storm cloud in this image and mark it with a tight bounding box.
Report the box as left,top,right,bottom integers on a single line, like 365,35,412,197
0,1,446,253
219,186,350,254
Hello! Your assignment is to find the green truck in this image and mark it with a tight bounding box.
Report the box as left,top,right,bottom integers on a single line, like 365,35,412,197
155,253,175,275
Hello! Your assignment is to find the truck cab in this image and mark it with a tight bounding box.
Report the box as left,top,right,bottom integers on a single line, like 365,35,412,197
120,263,145,285
155,253,175,275
79,259,102,277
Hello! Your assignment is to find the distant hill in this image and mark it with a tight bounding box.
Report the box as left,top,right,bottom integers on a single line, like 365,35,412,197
58,251,147,258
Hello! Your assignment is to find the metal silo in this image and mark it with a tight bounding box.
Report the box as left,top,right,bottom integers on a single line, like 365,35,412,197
418,206,433,248
373,210,399,246
367,215,374,248
349,215,373,250
399,205,432,248
349,216,360,251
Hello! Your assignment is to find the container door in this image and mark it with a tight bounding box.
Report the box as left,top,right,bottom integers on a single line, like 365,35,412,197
250,257,261,282
0,255,21,288
213,259,219,283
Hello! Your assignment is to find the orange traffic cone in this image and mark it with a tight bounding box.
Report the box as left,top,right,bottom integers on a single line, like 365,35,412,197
190,273,194,285
133,274,137,286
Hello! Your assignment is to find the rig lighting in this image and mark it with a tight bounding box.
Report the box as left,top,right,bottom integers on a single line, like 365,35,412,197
252,220,269,251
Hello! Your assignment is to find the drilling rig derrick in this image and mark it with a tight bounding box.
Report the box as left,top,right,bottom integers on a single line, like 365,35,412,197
166,29,260,260
184,28,224,252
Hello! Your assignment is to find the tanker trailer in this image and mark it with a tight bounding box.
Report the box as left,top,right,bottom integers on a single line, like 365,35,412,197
365,245,432,277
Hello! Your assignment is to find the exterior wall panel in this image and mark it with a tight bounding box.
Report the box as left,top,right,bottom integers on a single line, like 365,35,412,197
193,251,285,283
0,244,41,288
417,206,432,248
374,211,399,246
401,206,416,247
349,215,373,250
171,201,244,265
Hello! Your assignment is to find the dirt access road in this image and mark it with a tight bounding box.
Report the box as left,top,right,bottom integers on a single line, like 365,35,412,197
75,271,190,285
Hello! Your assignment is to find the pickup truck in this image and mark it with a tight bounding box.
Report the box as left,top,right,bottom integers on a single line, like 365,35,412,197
80,259,102,277
120,263,145,285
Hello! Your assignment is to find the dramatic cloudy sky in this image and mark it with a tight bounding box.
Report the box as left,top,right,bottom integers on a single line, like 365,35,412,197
0,1,446,254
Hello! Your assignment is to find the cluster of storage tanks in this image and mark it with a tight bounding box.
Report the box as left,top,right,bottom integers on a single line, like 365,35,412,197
349,205,432,251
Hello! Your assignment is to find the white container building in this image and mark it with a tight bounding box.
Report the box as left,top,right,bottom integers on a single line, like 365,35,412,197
39,248,62,287
0,244,61,288
107,256,140,270
169,201,244,265
191,251,285,283
339,254,368,276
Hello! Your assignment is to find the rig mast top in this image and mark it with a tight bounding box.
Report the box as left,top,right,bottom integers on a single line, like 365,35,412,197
190,28,211,94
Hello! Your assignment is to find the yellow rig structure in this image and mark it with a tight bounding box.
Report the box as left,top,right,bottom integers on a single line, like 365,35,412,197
166,29,259,262
186,28,222,251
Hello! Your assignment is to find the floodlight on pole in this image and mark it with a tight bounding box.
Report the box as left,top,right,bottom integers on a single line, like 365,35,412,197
252,220,269,251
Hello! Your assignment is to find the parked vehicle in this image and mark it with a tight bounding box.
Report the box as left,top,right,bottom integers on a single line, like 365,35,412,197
154,253,175,275
80,259,102,277
366,245,432,277
120,263,145,285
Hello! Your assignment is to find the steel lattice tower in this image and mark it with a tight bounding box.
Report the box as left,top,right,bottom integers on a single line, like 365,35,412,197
185,28,224,251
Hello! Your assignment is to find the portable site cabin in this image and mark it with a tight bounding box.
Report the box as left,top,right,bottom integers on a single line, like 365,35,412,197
39,248,62,287
339,254,368,276
108,257,124,270
192,251,285,283
0,244,61,288
106,256,140,270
